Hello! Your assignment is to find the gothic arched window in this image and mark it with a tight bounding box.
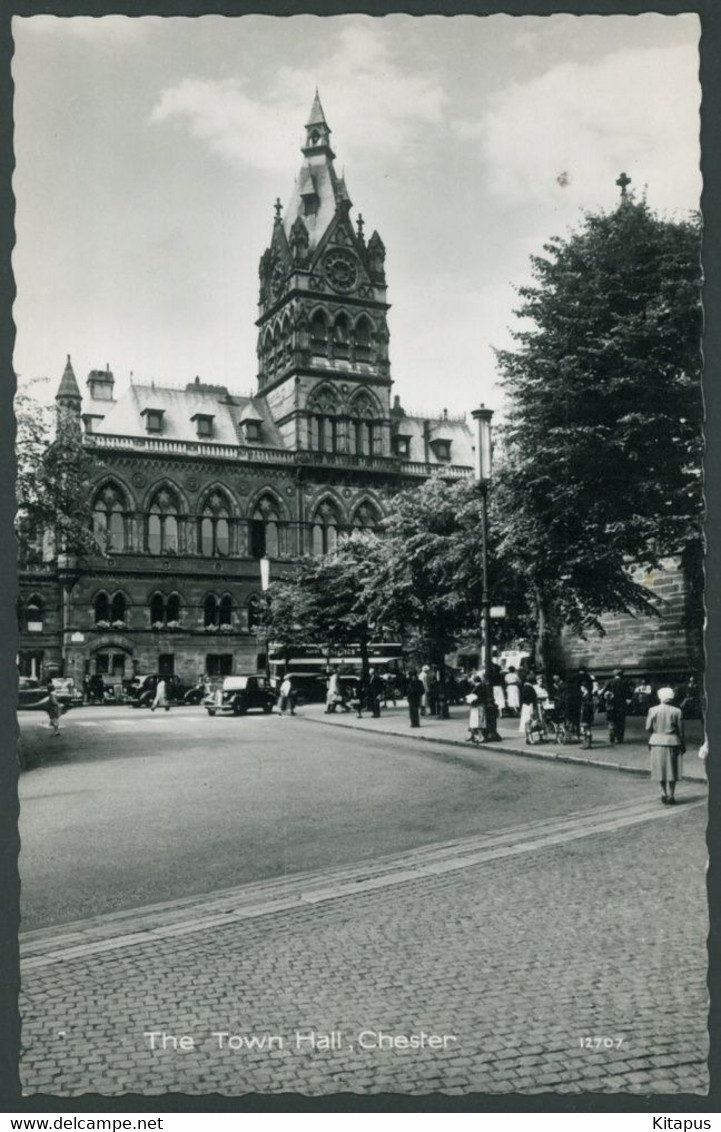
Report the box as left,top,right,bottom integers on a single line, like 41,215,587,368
354,316,373,363
166,593,181,623
146,487,180,555
250,494,281,559
348,393,378,457
311,500,341,557
26,595,44,633
308,389,339,454
218,594,232,627
110,593,126,623
247,594,263,633
149,593,165,626
94,592,110,624
352,501,382,533
199,492,231,557
204,594,218,628
92,483,127,552
310,310,328,357
333,313,350,360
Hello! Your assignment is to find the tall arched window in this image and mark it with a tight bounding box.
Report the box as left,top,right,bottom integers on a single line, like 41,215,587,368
352,501,382,533
110,593,126,623
26,596,44,633
92,484,127,552
149,593,165,626
354,316,373,363
204,594,218,627
250,495,281,559
199,492,231,557
218,594,232,627
308,389,339,454
333,313,350,360
311,500,341,556
310,310,328,357
146,488,180,555
94,592,110,624
247,594,263,633
348,393,378,457
166,593,181,623
281,315,293,367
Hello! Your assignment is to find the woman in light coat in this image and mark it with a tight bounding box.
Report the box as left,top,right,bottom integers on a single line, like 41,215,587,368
504,666,520,716
646,686,685,804
465,675,485,745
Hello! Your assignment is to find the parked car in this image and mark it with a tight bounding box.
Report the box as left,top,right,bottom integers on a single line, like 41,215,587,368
18,676,70,713
125,674,187,708
279,671,328,706
50,677,83,709
205,675,275,716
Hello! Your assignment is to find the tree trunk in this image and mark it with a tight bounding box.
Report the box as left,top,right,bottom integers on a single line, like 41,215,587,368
533,584,552,675
431,632,450,719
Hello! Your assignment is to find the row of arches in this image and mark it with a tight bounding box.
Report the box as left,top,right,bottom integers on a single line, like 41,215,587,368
91,590,265,632
92,481,383,558
306,385,385,457
259,309,378,379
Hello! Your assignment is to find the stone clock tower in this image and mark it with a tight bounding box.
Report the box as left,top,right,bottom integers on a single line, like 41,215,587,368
256,92,393,457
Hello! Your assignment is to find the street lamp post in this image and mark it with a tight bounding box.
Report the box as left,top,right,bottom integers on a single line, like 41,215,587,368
260,556,271,679
471,404,501,741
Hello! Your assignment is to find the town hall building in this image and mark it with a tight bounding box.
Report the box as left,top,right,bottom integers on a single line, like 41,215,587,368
17,94,476,688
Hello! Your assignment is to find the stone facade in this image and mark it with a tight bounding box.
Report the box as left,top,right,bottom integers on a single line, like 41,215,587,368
17,94,475,687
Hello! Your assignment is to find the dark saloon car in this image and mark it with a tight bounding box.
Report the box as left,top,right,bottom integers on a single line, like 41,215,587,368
18,676,77,713
205,675,275,716
278,671,328,706
125,674,187,708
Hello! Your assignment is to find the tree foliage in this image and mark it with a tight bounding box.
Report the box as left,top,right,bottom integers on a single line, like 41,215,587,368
16,384,101,560
495,198,703,656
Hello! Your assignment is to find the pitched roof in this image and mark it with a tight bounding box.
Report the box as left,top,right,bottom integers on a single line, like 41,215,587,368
56,355,81,402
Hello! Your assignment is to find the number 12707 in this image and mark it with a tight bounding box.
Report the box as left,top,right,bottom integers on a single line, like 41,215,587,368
579,1036,625,1050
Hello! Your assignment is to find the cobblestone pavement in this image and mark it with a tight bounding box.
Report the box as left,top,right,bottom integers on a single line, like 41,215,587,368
21,795,708,1097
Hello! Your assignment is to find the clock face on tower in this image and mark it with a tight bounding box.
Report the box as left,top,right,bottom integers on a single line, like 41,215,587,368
323,249,358,292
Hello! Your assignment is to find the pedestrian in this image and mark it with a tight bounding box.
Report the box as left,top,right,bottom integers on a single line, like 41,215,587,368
491,656,506,718
465,675,485,745
326,668,342,714
151,677,170,712
504,666,521,716
354,673,368,719
562,673,582,739
519,673,538,736
534,674,550,727
406,667,424,728
368,667,384,718
420,665,430,715
579,684,594,748
278,673,292,716
646,686,685,804
602,668,629,744
82,673,91,704
44,679,61,737
699,739,708,781
578,666,594,695
427,666,439,716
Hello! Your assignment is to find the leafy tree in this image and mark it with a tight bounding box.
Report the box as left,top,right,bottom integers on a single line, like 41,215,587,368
495,197,703,670
266,532,387,679
16,382,101,560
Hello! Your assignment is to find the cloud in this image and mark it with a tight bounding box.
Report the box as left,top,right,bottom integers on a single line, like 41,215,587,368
455,43,701,218
149,19,446,177
14,14,163,42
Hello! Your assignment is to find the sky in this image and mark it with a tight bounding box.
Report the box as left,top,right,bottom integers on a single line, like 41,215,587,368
11,13,701,417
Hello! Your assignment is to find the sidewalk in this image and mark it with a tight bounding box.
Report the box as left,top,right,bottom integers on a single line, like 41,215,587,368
301,701,706,781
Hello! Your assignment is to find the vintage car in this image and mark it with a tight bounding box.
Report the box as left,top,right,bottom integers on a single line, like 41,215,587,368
276,671,328,706
125,673,187,708
204,675,275,716
18,676,74,713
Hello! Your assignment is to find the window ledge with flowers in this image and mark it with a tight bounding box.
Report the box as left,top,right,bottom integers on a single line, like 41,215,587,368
166,620,181,631
219,623,234,632
111,620,126,630
94,620,111,630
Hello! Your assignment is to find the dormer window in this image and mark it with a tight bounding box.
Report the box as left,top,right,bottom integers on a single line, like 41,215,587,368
192,413,214,439
244,420,261,443
82,414,104,435
393,435,411,458
431,438,452,462
141,408,164,434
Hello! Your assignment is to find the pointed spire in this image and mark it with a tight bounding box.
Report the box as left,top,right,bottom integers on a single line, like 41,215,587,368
56,354,81,403
306,88,328,130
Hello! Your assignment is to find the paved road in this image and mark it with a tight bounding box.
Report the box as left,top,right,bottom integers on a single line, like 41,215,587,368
18,705,709,1096
20,704,669,931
